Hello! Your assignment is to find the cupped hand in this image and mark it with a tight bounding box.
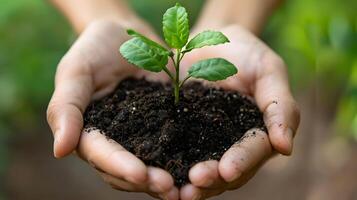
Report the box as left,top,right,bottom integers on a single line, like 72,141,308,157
179,25,300,200
46,20,178,200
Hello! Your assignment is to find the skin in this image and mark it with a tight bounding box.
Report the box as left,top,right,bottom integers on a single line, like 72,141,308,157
47,0,300,199
179,25,300,199
47,20,178,200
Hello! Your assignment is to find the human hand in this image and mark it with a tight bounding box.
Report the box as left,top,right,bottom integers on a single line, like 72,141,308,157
178,25,300,199
46,20,178,200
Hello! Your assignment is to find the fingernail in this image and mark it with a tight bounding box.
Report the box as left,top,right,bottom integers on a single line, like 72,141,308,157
285,128,294,154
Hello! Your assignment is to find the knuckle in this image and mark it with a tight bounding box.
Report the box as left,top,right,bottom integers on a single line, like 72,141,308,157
265,50,285,65
272,55,286,68
263,54,286,74
289,100,301,131
263,104,280,127
58,56,90,75
55,52,92,82
57,56,70,70
58,52,86,68
46,103,60,127
291,100,301,120
256,52,288,83
259,47,286,70
56,55,77,74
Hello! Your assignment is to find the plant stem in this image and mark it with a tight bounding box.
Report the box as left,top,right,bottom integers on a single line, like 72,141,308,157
179,75,191,88
174,83,179,104
174,49,181,104
163,66,174,81
179,52,186,62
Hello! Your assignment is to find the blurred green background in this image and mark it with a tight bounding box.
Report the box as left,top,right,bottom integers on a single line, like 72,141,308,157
0,0,356,199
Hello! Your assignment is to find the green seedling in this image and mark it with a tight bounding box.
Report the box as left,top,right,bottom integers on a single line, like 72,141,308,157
120,3,238,104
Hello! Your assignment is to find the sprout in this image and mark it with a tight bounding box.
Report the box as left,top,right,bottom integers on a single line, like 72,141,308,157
120,3,238,104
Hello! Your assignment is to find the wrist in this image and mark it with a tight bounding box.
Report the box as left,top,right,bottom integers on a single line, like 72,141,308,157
50,0,153,34
72,12,148,34
84,18,159,47
194,0,284,35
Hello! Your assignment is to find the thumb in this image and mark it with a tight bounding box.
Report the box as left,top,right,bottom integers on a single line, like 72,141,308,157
254,58,300,155
47,58,93,158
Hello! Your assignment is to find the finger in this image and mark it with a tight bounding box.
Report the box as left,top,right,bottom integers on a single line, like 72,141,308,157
164,187,180,200
147,167,176,196
147,167,179,200
254,57,300,155
97,171,147,192
219,129,272,182
226,164,260,191
78,129,147,184
189,160,226,188
97,167,179,200
180,184,225,200
180,184,202,200
47,58,93,158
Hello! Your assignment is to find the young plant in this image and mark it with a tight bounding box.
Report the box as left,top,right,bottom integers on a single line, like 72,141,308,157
119,3,238,104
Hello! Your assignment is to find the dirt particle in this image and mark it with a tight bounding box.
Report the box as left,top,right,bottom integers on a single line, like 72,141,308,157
83,78,265,187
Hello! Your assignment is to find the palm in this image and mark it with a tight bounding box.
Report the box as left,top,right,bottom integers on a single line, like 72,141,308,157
48,21,178,200
48,22,298,200
177,25,299,200
66,23,169,100
182,25,280,95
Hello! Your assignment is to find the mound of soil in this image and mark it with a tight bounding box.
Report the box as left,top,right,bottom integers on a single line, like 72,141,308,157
83,78,265,186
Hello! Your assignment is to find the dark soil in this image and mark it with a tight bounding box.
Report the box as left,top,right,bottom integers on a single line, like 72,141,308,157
83,78,265,187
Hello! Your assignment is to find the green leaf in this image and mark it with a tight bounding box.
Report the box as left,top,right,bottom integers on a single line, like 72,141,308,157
127,29,169,54
119,37,168,72
185,31,230,52
162,3,189,48
188,58,238,81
